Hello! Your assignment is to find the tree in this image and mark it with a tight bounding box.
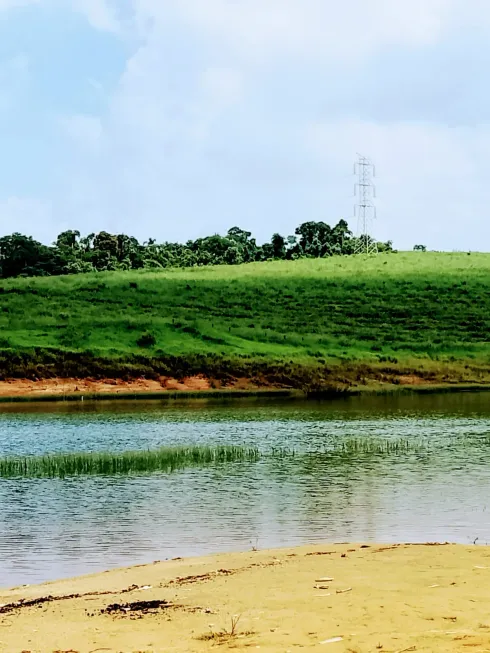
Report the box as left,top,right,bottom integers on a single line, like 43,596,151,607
0,218,392,279
378,240,394,253
80,233,95,252
413,244,427,252
93,231,119,257
56,230,80,250
295,221,333,257
227,227,251,244
227,227,258,262
116,234,144,268
271,233,286,259
0,233,62,278
332,219,352,254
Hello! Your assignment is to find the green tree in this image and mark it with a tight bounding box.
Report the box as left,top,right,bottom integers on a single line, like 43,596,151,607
0,218,391,279
56,230,81,250
295,221,333,257
0,233,62,278
271,233,286,259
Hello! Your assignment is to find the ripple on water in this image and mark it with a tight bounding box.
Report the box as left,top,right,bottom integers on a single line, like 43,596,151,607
1,393,490,586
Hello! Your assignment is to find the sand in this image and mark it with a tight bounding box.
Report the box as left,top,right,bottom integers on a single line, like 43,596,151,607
1,543,490,652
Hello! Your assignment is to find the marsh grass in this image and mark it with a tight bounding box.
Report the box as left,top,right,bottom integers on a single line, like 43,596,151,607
1,435,486,479
337,437,427,455
0,445,260,479
311,435,490,458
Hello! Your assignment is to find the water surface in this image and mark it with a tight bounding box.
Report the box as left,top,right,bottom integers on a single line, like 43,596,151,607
1,392,490,587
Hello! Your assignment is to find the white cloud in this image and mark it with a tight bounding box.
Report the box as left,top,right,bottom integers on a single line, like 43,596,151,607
0,0,38,10
51,1,490,248
0,0,123,32
305,119,490,249
105,37,245,157
71,0,121,32
13,0,490,249
148,0,458,62
62,114,103,155
199,67,243,109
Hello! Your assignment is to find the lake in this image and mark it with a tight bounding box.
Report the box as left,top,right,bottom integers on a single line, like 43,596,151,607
1,392,490,588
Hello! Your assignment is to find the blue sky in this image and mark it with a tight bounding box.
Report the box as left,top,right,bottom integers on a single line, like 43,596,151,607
1,0,489,250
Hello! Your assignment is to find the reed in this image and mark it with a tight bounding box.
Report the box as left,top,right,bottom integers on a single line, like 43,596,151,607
0,436,475,479
337,437,426,455
336,435,490,455
0,445,260,479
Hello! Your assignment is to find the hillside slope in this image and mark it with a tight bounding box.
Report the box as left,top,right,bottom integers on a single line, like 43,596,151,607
1,252,489,388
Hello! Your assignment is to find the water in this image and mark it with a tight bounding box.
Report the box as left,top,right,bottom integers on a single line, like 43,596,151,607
1,392,490,588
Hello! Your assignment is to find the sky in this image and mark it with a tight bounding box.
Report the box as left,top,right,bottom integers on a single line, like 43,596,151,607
0,0,490,250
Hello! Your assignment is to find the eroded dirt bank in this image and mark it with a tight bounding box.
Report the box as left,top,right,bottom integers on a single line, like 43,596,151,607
0,375,264,398
1,543,490,652
0,373,485,401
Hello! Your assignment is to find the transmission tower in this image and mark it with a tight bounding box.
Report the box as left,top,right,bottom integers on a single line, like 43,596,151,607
353,154,377,255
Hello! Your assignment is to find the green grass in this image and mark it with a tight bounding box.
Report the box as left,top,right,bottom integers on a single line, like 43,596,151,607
0,437,466,478
336,437,426,455
1,252,490,387
307,434,490,458
0,445,261,478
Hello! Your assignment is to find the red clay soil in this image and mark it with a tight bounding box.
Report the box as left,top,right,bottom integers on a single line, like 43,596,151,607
0,372,469,399
0,375,264,398
395,374,429,385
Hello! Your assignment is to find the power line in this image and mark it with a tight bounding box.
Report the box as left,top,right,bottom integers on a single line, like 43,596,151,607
353,154,377,255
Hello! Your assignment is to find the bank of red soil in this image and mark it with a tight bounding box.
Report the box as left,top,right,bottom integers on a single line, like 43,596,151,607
0,375,270,398
0,369,486,399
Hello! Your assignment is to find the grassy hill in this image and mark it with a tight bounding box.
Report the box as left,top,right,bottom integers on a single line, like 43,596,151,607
1,252,490,389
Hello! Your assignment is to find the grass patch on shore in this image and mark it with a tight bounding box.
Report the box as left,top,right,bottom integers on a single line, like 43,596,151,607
0,445,261,479
0,251,490,387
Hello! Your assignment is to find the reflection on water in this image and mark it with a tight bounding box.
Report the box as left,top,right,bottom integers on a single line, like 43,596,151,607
1,392,490,587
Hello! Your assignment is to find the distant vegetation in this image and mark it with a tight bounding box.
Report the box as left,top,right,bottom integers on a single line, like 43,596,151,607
0,220,393,279
0,252,489,388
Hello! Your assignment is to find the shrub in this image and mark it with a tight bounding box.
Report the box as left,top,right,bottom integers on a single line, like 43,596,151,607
137,332,157,348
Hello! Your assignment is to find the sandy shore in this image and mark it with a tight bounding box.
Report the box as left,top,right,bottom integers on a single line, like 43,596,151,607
1,544,490,652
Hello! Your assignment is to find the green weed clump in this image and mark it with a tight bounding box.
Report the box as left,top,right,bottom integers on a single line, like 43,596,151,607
0,445,260,479
337,437,426,455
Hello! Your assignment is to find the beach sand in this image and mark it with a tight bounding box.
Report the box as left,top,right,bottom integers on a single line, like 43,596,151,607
1,543,490,652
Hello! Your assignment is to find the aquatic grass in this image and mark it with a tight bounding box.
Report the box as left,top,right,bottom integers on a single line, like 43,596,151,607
1,435,484,479
337,437,427,455
0,445,261,479
314,434,490,457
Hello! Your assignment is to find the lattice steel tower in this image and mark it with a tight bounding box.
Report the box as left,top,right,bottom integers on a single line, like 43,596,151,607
354,154,377,255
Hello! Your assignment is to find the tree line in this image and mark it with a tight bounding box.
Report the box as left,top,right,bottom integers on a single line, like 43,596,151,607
0,220,393,279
